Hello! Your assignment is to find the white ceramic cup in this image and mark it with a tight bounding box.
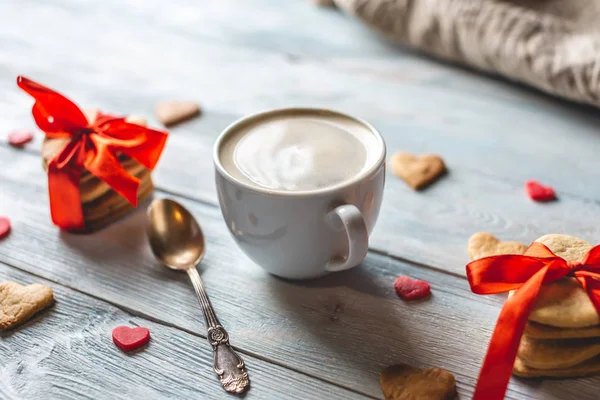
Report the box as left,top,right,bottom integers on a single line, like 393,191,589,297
213,108,386,280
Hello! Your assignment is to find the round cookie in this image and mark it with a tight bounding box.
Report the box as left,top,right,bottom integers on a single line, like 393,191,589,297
467,232,527,260
536,234,595,262
526,234,599,328
524,321,600,339
518,335,600,370
513,355,600,378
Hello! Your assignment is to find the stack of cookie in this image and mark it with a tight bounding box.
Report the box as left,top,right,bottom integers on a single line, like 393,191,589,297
41,110,154,232
512,234,600,378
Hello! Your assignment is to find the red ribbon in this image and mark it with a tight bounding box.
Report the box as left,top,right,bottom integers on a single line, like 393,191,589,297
466,242,600,400
17,76,168,230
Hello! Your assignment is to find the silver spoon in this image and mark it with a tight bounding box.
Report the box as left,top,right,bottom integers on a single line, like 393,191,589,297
147,198,249,394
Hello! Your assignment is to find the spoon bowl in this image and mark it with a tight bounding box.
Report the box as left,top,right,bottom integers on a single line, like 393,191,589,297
147,198,205,271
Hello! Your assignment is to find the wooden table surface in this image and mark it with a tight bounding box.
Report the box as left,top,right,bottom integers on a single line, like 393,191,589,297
1,1,600,399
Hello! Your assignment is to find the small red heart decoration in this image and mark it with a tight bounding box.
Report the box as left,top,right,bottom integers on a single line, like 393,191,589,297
0,217,11,240
394,276,431,301
7,130,34,147
112,326,150,352
525,180,556,202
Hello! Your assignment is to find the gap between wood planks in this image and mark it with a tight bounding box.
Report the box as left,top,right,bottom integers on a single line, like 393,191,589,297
0,259,378,400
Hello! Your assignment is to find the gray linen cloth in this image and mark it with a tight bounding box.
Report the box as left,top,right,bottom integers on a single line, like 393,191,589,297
334,0,600,108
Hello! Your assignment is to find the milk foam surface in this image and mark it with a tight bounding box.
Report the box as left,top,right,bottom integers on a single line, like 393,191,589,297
219,113,380,192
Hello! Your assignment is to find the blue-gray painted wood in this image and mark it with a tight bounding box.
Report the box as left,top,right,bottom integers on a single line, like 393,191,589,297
0,261,368,400
1,0,600,399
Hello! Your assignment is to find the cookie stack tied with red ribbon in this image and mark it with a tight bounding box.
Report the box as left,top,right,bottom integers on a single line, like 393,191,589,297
18,76,168,232
466,234,600,400
513,235,600,378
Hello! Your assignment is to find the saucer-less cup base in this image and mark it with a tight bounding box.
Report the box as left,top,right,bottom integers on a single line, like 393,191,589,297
213,108,386,280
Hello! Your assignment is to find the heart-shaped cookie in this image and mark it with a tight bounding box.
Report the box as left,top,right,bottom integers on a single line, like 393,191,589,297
394,276,431,301
467,232,527,260
525,180,556,202
380,364,456,400
112,326,151,352
390,152,446,190
0,281,54,330
310,0,335,6
154,101,200,127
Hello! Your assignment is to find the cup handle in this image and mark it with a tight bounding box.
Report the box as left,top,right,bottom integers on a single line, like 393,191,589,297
325,204,368,272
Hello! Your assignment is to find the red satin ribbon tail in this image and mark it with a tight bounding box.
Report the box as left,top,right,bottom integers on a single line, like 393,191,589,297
121,126,168,170
575,275,600,316
85,137,141,206
98,120,168,170
47,158,85,230
574,245,600,315
472,267,550,400
17,76,89,134
467,255,550,294
582,245,600,266
523,242,558,258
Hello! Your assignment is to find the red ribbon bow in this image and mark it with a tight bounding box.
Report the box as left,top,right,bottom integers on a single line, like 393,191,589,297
17,76,168,230
467,242,600,400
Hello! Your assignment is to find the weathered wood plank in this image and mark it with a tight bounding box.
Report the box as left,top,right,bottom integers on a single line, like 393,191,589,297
0,262,368,400
1,0,599,202
1,149,599,399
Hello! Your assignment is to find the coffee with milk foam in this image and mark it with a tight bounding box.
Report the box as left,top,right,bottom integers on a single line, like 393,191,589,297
219,112,380,192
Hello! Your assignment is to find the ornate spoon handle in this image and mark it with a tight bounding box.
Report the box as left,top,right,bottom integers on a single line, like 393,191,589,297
187,267,249,394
